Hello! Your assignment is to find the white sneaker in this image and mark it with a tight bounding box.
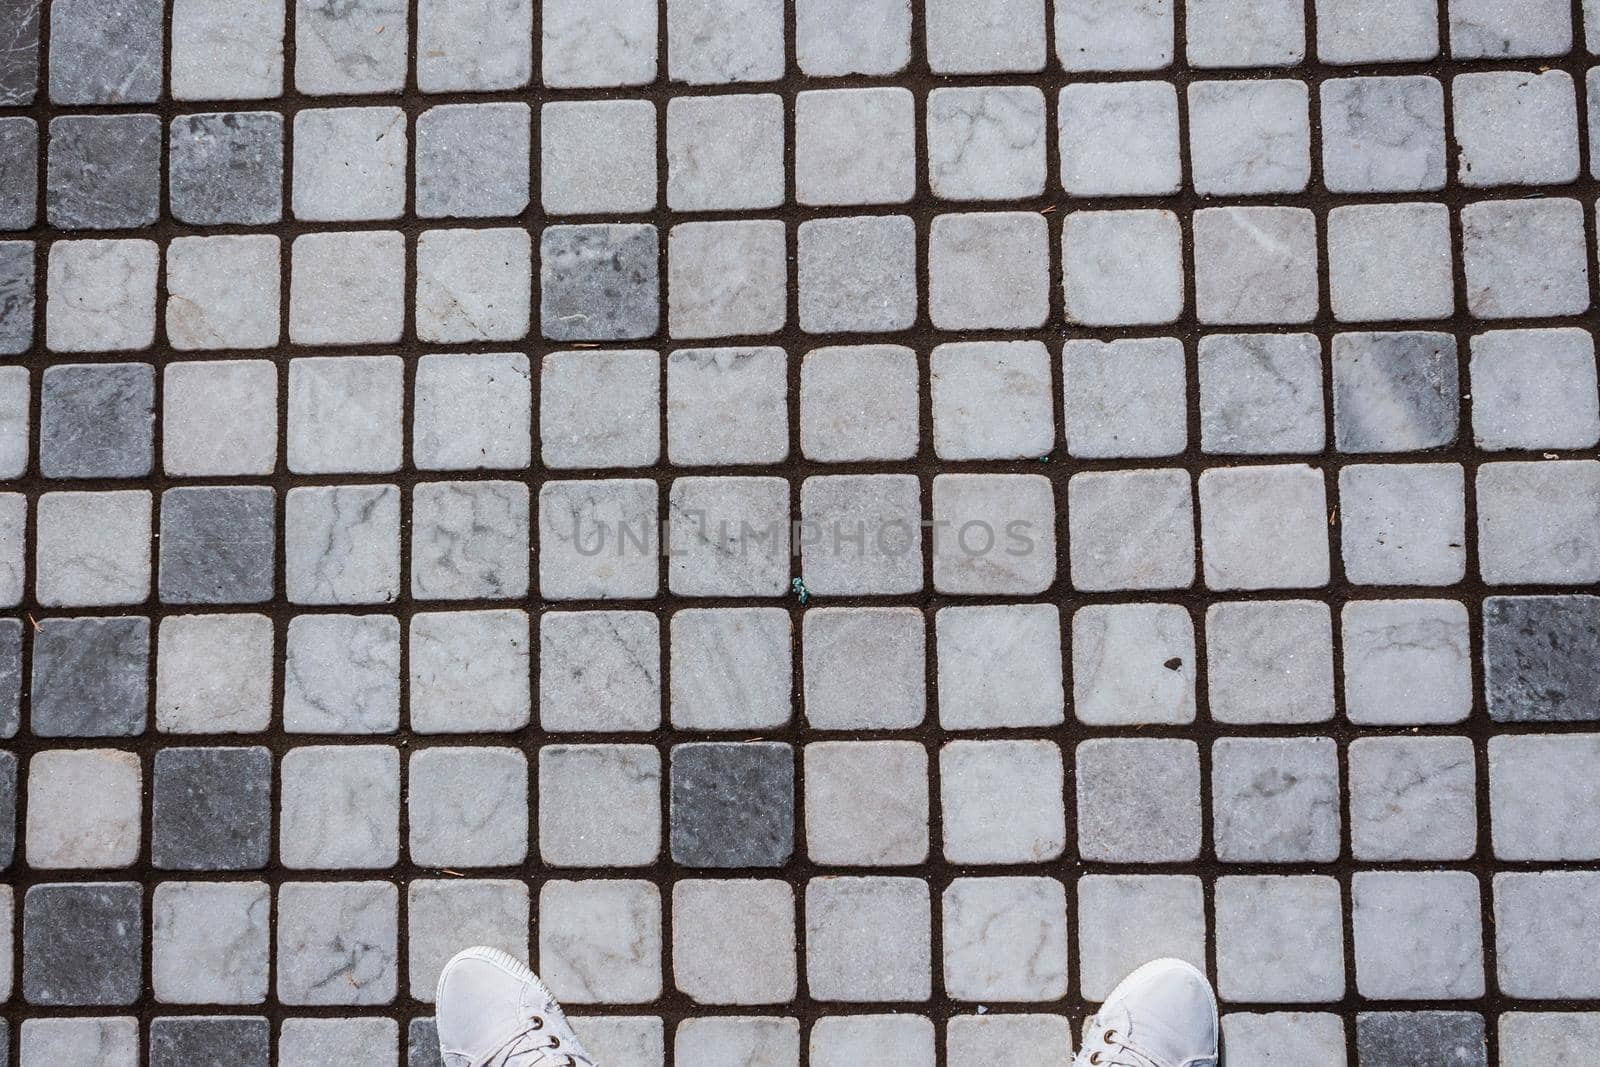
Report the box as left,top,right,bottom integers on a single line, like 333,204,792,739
435,947,598,1067
1075,959,1219,1067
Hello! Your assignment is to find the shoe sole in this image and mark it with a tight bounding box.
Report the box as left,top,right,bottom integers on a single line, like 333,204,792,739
436,945,566,1020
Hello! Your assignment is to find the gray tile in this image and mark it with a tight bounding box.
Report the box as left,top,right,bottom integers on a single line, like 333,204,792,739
810,1016,934,1066
23,882,142,1006
169,0,284,101
1449,0,1572,57
668,220,786,339
20,1018,137,1066
288,230,405,346
46,114,160,229
667,93,783,211
937,603,1062,729
0,750,13,868
804,606,926,730
1194,207,1319,325
670,741,794,868
670,607,792,729
416,0,531,92
1213,737,1341,863
0,618,22,739
930,473,1056,595
409,747,528,867
798,215,918,334
1338,463,1467,586
1188,80,1310,195
1356,1013,1485,1067
284,613,401,734
928,212,1049,330
45,238,159,353
407,880,529,1001
152,747,272,871
800,345,919,463
292,106,406,222
1484,595,1600,722
1352,871,1483,999
947,1016,1071,1064
798,474,922,595
1478,461,1600,585
25,748,141,869
1316,0,1439,62
415,227,531,345
48,0,162,104
149,1017,269,1067
543,0,657,87
1061,82,1181,199
796,0,910,75
1186,0,1305,66
1215,876,1345,1003
281,1019,398,1067
162,360,278,478
540,100,653,217
39,363,154,479
806,877,931,1002
667,346,787,466
1490,734,1600,860
409,610,530,733
1076,738,1201,862
276,881,398,1006
1198,333,1324,455
35,490,152,607
927,86,1046,201
152,881,270,1005
1328,203,1454,322
0,118,36,229
1332,332,1459,453
1470,327,1600,450
672,879,796,1004
1343,599,1472,725
1062,209,1184,326
1221,1013,1346,1067
1320,76,1446,193
538,744,661,867
941,740,1064,864
1350,736,1478,861
1497,1013,1600,1067
417,103,531,219
1071,603,1195,725
408,1019,443,1067
1454,70,1579,187
285,485,401,606
1462,197,1590,319
667,476,790,597
31,616,149,737
539,878,662,1004
1495,872,1600,998
804,741,928,867
1198,464,1329,591
541,224,660,342
1055,0,1174,70
539,611,661,732
1068,469,1194,591
925,0,1046,73
165,234,281,351
1077,875,1205,1002
294,0,408,94
1062,337,1188,459
159,486,276,605
795,88,915,206
287,356,404,475
537,479,659,600
542,349,660,469
410,481,530,600
943,876,1067,1001
279,745,399,869
666,0,784,83
0,241,31,356
0,0,40,104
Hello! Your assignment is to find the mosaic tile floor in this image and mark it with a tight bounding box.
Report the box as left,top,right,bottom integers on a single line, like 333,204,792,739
3,0,1600,1064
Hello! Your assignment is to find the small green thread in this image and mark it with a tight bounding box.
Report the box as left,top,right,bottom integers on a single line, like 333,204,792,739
791,577,810,604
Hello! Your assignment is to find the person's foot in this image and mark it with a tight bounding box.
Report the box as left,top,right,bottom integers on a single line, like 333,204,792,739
435,947,597,1067
1075,958,1218,1067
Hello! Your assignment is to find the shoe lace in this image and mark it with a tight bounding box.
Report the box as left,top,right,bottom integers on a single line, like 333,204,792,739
482,1015,595,1067
1074,1021,1164,1067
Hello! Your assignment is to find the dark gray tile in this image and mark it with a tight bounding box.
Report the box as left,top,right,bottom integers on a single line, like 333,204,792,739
1357,1012,1486,1067
39,363,155,479
1485,595,1600,722
48,0,162,104
1332,331,1460,453
0,240,31,356
169,113,284,226
670,741,794,868
409,1018,444,1067
22,882,142,1006
149,1017,270,1067
159,487,276,605
0,751,13,870
31,616,149,737
0,118,36,229
0,618,19,738
153,746,271,871
0,0,41,105
540,223,660,342
46,114,161,230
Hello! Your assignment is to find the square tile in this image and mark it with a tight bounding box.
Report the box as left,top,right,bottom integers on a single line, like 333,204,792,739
1470,327,1600,449
539,880,661,1005
798,215,917,334
289,231,405,345
795,88,915,206
152,747,271,870
539,101,652,217
672,879,796,1003
1058,82,1181,196
1188,80,1309,194
1498,1014,1600,1067
1338,463,1467,585
927,86,1046,200
668,221,785,339
942,877,1067,1001
418,102,531,218
35,491,151,607
1062,337,1187,459
285,485,401,606
409,747,527,867
48,0,162,104
930,473,1056,595
1320,76,1446,192
541,350,660,469
543,224,660,342
416,228,531,343
1194,207,1319,325
671,608,791,729
46,114,160,229
1478,461,1600,584
1351,736,1478,861
810,1016,934,1066
667,476,789,596
1343,599,1472,724
279,745,399,869
1353,871,1484,999
287,356,404,474
1490,734,1600,860
1198,464,1329,590
936,604,1062,729
284,614,401,733
0,118,37,229
666,0,784,84
1494,871,1600,998
1055,0,1174,70
1077,875,1206,1001
149,1019,269,1067
806,877,931,1002
277,881,398,1005
414,353,531,471
26,749,141,869
45,239,158,352
1068,470,1194,591
409,609,530,732
291,107,405,221
1454,71,1579,187
667,346,787,465
925,0,1046,72
675,1018,799,1064
156,614,273,734
804,741,928,866
1071,603,1196,725
539,612,661,732
538,744,661,867
803,606,926,730
39,362,154,479
947,1016,1072,1065
800,345,918,462
1449,0,1572,56
1198,333,1324,455
1222,1013,1346,1067
1216,876,1345,1003
1462,198,1589,318
152,881,270,1004
667,94,782,211
170,0,283,100
1317,0,1440,61
1062,209,1184,326
31,616,149,737
159,486,276,605
930,341,1051,460
410,481,530,600
1186,0,1305,66
1213,737,1341,863
798,474,922,595
280,1020,398,1067
416,0,531,91
928,212,1049,330
669,741,794,868
796,0,910,75
1076,738,1202,862
407,880,529,1001
537,479,659,600
940,740,1064,864
543,0,657,87
1328,203,1454,322
1484,595,1600,722
163,360,278,476
0,364,24,473
20,1018,138,1066
294,0,408,94
0,242,33,355
22,883,142,1006
1332,331,1459,452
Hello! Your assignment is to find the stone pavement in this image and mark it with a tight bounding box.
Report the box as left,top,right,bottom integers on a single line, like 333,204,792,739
2,0,1600,1064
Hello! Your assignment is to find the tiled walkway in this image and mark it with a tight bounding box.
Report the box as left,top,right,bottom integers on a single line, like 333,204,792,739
2,0,1600,1064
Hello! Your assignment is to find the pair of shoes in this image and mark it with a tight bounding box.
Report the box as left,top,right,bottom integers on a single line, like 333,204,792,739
436,950,1215,1067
